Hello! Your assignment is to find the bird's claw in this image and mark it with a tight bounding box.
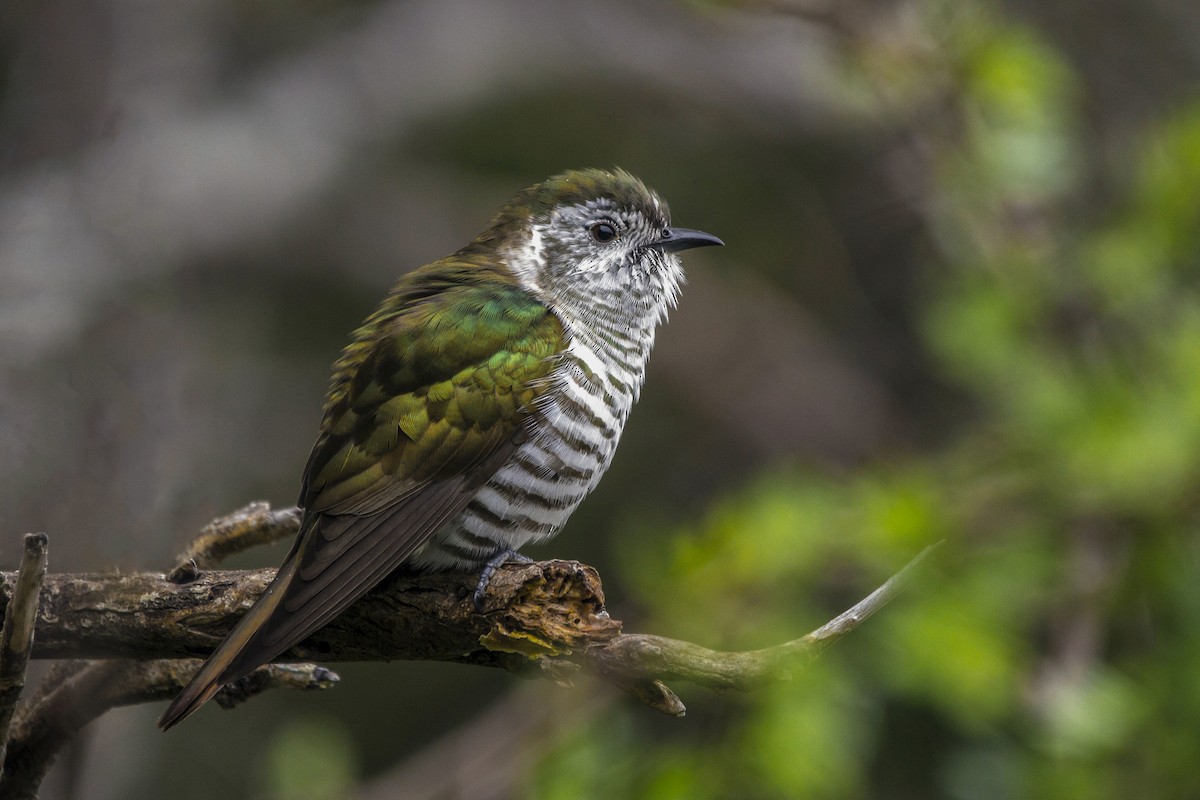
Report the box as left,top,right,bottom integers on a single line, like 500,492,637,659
472,548,533,611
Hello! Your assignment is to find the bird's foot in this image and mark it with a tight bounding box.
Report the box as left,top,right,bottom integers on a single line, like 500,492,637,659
472,548,533,611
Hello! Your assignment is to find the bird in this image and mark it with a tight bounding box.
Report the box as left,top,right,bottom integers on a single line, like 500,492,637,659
157,168,722,729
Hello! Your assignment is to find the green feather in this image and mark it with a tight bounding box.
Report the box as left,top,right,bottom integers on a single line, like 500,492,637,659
301,254,564,512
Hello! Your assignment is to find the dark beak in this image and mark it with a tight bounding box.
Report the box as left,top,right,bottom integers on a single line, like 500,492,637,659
648,227,724,253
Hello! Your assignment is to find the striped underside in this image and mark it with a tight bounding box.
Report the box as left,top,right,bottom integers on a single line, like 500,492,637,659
412,309,653,569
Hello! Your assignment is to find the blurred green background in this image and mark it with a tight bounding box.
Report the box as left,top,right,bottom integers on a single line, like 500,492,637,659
4,0,1200,797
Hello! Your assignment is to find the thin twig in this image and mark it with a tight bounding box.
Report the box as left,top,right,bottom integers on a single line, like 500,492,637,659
0,533,49,776
585,544,940,707
799,541,940,654
167,502,301,583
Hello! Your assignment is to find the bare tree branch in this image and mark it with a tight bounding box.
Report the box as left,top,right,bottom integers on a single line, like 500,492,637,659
0,533,48,778
0,503,933,798
0,541,934,704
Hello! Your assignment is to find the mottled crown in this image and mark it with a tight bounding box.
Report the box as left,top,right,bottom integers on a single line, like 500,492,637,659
492,168,669,231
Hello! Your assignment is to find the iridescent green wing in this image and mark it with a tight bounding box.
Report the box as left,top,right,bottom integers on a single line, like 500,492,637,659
230,263,564,669
302,265,562,514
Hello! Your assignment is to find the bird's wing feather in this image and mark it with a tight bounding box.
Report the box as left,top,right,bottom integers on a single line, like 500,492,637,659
158,272,564,729
240,276,565,664
254,431,517,656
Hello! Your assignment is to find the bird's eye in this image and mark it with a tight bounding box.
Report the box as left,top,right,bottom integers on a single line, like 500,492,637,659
588,221,618,243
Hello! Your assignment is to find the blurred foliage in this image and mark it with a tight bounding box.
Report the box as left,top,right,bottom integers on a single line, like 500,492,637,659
260,716,359,800
524,2,1200,799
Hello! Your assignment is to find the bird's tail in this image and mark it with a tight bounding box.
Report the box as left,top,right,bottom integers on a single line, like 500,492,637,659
156,549,302,731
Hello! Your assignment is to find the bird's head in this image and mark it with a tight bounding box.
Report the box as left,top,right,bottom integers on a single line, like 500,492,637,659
488,168,722,327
